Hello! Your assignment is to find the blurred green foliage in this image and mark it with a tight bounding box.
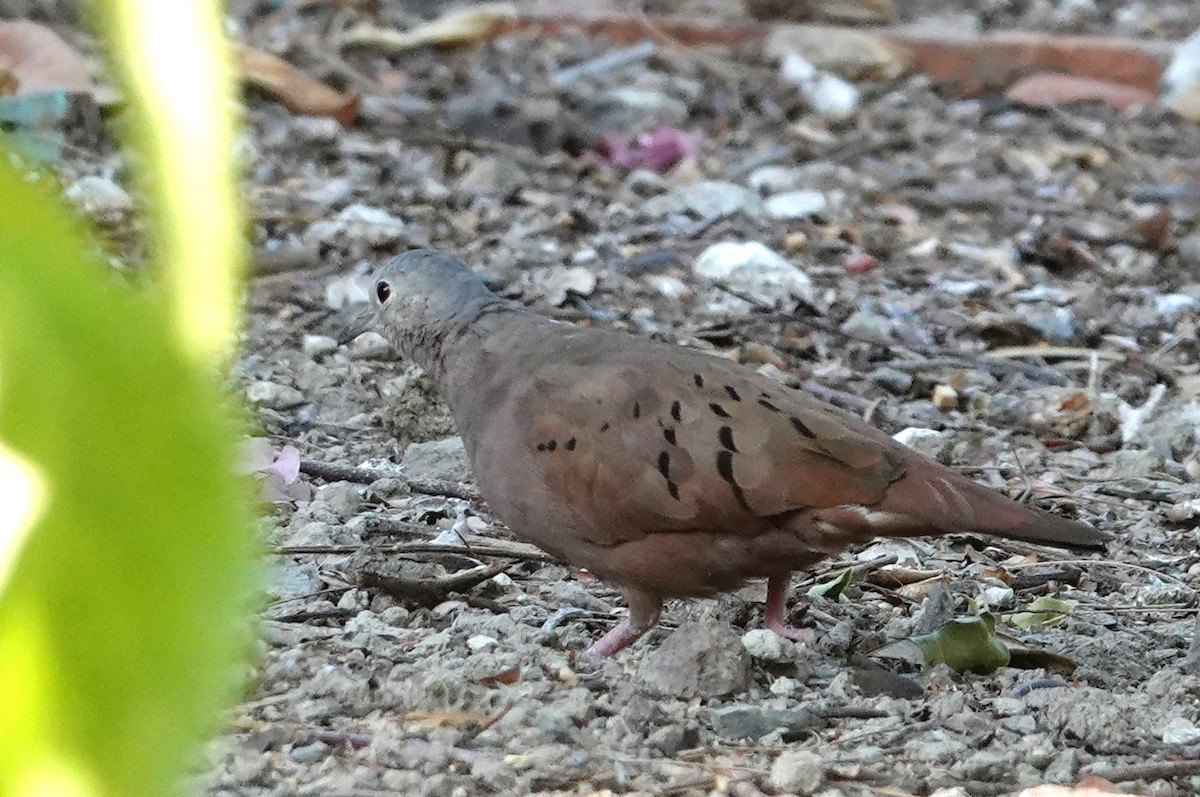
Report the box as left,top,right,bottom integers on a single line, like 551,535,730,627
0,3,260,796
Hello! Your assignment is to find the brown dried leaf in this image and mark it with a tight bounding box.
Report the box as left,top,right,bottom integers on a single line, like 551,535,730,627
402,710,489,729
234,44,359,125
343,4,516,53
479,666,520,687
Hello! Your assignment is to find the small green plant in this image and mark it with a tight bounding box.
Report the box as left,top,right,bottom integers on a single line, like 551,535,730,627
0,3,260,796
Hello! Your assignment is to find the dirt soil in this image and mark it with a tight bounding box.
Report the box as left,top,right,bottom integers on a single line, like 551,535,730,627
40,1,1200,795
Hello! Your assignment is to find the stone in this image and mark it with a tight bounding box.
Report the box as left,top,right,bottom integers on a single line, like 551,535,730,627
636,620,751,698
769,749,826,795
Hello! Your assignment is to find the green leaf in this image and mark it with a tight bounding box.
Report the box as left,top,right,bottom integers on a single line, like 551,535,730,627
807,567,854,602
913,615,1011,675
1009,596,1078,629
0,157,259,796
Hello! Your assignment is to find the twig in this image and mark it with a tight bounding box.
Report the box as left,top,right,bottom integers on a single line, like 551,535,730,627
459,703,515,743
550,40,658,86
987,345,1125,362
274,537,553,563
1007,559,1195,595
359,561,511,607
1099,759,1200,783
299,458,481,501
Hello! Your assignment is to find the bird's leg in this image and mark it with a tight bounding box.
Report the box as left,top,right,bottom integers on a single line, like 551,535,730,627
586,587,662,657
765,573,814,642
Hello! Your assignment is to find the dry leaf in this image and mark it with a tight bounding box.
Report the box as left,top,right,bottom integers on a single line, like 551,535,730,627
402,710,489,729
343,3,516,53
0,19,93,96
235,44,359,125
479,666,520,686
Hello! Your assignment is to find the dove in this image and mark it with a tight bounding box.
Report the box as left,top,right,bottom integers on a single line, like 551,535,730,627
372,249,1108,657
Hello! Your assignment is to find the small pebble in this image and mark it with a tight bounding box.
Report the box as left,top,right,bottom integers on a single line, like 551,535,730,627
769,749,825,794
349,331,392,359
290,740,330,763
931,384,959,411
770,676,803,697
1161,716,1200,745
467,634,498,652
693,241,816,307
741,629,793,662
784,231,809,253
763,190,827,220
246,380,304,410
780,51,859,119
303,334,338,357
982,585,1015,609
843,252,877,273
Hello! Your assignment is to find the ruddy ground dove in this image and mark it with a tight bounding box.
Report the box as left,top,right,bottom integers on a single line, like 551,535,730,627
373,249,1109,656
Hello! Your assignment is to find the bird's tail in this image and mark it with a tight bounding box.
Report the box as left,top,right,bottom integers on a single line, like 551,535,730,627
871,461,1110,550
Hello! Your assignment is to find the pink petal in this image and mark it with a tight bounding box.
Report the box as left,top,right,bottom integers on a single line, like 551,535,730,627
269,445,302,484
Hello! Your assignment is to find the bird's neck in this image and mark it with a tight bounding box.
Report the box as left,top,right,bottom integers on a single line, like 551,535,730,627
436,307,546,443
424,304,530,389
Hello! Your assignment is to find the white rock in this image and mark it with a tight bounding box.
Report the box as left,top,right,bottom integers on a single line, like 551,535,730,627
291,116,341,143
892,427,950,460
693,241,816,309
769,749,825,794
1162,28,1200,121
1161,716,1200,745
982,585,1015,609
769,676,803,697
528,265,597,306
303,334,338,357
747,165,803,194
741,629,793,662
65,175,133,219
467,634,499,652
305,204,407,246
246,380,304,409
313,481,361,521
349,331,391,359
644,274,689,300
763,190,828,220
1156,293,1200,317
644,180,760,220
324,272,372,309
1165,498,1200,523
781,52,860,120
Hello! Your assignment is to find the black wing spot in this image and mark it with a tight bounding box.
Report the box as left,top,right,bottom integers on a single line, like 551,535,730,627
693,374,705,388
536,443,547,452
663,427,677,446
667,480,680,500
633,402,641,419
709,403,731,419
718,426,737,452
657,451,671,479
670,400,682,422
565,437,577,451
546,439,557,451
600,422,610,432
715,450,752,512
758,398,780,412
724,385,741,401
790,416,817,438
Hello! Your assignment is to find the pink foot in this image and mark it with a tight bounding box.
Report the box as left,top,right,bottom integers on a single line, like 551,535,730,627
587,619,642,657
585,587,662,657
765,573,815,643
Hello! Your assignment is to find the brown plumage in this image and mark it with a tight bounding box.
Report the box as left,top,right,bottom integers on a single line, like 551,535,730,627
373,249,1109,656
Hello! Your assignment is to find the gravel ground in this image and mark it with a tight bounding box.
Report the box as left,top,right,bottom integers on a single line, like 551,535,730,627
40,2,1200,795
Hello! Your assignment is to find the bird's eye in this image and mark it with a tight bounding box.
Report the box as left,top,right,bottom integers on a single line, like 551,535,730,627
376,281,392,303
